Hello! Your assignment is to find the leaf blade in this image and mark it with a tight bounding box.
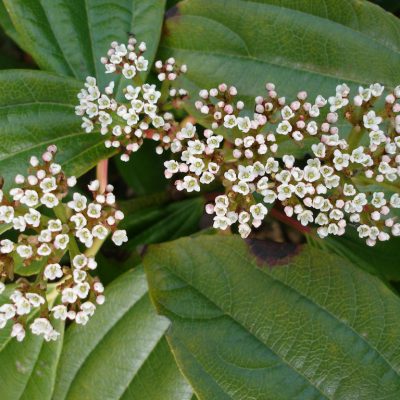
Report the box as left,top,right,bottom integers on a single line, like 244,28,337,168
144,235,400,399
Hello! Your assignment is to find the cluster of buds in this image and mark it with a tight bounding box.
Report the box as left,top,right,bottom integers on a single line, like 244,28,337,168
0,146,127,341
164,83,400,245
75,38,188,161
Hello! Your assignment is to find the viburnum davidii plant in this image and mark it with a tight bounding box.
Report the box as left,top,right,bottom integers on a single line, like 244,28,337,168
0,145,127,341
2,35,400,347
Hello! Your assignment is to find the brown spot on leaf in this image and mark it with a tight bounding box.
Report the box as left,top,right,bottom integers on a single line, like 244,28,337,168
246,239,301,268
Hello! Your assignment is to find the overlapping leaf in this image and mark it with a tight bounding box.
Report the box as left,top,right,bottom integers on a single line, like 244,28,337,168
145,235,400,399
0,70,114,190
53,267,192,400
0,287,64,400
161,0,400,107
1,0,166,86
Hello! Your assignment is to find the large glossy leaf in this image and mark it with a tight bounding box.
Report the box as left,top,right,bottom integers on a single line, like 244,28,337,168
53,266,193,400
0,70,114,190
2,0,166,86
0,287,64,400
161,0,400,107
145,235,400,399
122,196,204,250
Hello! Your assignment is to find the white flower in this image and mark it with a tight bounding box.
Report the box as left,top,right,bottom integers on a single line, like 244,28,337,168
298,210,313,226
24,209,41,227
250,203,268,220
371,192,386,208
112,230,128,246
62,288,77,304
30,318,59,341
13,216,26,232
263,190,277,204
213,216,231,230
0,239,14,254
76,228,93,248
223,115,237,128
15,297,31,315
276,120,292,135
333,150,350,171
54,234,70,250
182,176,200,192
75,311,89,325
303,166,321,182
390,194,400,208
44,264,63,280
74,282,90,299
81,301,96,316
232,181,250,195
70,213,87,229
363,110,382,131
122,63,136,79
40,177,57,193
68,193,87,212
21,190,39,207
52,305,68,320
48,219,63,232
87,203,102,219
277,184,294,201
37,243,51,256
281,105,294,120
238,223,251,238
328,95,348,112
16,245,33,259
265,158,279,174
237,165,255,182
26,293,45,307
41,193,59,208
11,323,25,342
91,224,108,240
0,303,15,319
73,254,88,269
306,121,318,135
237,116,252,132
200,172,215,184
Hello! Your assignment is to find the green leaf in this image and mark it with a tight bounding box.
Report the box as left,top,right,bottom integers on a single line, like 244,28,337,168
145,235,400,399
161,0,400,108
0,70,114,190
0,288,64,400
123,197,204,250
2,0,166,86
53,266,193,400
316,227,400,282
115,140,168,195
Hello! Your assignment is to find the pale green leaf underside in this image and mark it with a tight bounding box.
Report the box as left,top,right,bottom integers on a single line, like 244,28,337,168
145,235,400,400
161,0,400,107
53,266,192,400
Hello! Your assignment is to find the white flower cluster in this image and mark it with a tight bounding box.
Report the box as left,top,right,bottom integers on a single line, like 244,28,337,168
164,123,224,192
75,38,188,161
165,83,400,245
0,146,128,341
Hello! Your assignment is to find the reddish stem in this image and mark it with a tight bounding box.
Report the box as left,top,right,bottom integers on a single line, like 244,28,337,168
270,208,311,235
96,159,108,194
